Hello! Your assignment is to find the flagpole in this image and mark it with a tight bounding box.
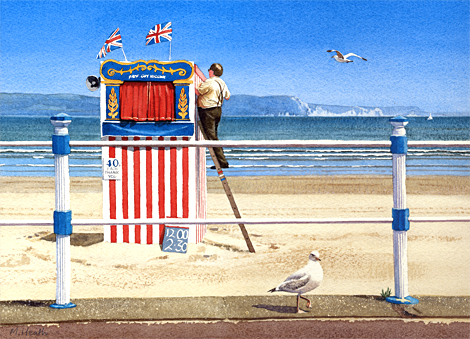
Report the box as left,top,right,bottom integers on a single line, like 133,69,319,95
121,47,128,62
169,40,172,61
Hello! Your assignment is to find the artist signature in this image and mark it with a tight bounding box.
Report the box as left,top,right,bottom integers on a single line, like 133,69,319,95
9,326,48,336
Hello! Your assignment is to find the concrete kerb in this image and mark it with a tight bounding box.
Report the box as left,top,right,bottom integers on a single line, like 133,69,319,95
1,296,469,325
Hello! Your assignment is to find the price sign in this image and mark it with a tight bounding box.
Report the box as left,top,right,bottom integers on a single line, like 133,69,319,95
103,158,122,180
162,226,189,253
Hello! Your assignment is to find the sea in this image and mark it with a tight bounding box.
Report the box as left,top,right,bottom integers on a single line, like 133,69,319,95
0,116,469,177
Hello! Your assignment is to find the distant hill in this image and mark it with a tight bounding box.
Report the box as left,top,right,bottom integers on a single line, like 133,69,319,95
0,93,99,117
1,92,468,117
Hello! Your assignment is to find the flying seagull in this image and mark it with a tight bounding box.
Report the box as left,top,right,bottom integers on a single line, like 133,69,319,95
327,50,367,63
268,251,324,313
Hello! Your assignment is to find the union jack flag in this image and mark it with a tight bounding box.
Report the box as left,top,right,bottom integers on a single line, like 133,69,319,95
146,22,172,45
97,28,123,59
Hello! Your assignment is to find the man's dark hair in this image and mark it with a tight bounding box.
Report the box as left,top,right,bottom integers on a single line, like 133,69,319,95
209,63,223,76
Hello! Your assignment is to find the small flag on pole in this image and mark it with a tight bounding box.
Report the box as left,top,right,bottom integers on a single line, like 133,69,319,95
97,28,124,59
146,22,172,45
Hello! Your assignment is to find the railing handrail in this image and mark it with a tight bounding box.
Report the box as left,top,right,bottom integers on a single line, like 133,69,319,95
1,216,469,227
1,140,469,148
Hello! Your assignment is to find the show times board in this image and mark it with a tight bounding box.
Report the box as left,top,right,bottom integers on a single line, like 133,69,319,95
162,226,189,253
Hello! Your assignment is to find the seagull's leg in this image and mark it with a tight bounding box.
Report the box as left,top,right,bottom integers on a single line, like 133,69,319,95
300,295,312,308
296,295,300,313
296,295,306,313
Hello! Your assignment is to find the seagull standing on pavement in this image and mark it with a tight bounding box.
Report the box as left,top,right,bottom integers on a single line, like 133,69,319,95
268,251,324,313
327,50,368,63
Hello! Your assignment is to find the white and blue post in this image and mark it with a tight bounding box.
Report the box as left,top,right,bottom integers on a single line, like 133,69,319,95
50,113,76,309
386,116,419,305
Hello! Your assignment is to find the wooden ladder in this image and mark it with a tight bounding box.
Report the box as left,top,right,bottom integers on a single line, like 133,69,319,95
198,121,255,253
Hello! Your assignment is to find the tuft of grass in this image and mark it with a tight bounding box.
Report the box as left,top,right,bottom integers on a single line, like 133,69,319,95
380,287,392,299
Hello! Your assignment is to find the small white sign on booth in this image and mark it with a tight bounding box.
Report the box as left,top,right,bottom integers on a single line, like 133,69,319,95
102,158,122,180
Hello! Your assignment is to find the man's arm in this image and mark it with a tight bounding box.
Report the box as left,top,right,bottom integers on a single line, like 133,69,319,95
197,81,209,97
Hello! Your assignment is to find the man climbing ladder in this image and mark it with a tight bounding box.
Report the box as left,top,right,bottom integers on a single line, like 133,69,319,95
196,63,230,169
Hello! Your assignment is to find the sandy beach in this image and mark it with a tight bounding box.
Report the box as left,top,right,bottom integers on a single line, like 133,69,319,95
1,175,469,301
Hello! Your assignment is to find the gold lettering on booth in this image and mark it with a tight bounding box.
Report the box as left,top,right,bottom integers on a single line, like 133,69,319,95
107,64,187,77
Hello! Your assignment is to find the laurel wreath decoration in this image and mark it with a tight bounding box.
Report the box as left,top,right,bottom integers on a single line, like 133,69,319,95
177,88,188,120
108,88,119,119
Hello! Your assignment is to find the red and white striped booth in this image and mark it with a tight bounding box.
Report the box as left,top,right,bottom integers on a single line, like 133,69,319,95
99,60,207,244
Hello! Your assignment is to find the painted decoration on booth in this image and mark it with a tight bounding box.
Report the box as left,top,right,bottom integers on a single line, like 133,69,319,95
106,86,120,120
176,86,189,120
100,59,194,83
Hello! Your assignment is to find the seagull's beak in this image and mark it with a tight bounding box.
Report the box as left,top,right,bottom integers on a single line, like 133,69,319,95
317,258,321,261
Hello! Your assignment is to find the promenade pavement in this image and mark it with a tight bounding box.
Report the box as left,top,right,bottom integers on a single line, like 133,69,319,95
1,295,469,325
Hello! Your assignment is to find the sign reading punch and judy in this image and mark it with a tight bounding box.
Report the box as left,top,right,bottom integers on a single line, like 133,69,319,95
99,59,207,248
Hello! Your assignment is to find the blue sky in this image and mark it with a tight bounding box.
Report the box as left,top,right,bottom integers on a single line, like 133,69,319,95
1,0,469,113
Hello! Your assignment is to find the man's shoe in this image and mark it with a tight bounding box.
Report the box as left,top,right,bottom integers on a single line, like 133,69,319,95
210,164,229,169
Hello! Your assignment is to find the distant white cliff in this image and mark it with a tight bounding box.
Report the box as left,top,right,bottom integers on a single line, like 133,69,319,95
223,95,430,117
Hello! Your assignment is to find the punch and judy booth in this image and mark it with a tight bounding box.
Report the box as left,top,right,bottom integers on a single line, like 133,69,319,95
99,59,207,245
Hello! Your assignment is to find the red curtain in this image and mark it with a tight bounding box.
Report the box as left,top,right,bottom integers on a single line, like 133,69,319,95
148,82,174,121
120,82,175,121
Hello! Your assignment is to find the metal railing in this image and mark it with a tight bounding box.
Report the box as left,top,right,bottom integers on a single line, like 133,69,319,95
2,140,469,148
